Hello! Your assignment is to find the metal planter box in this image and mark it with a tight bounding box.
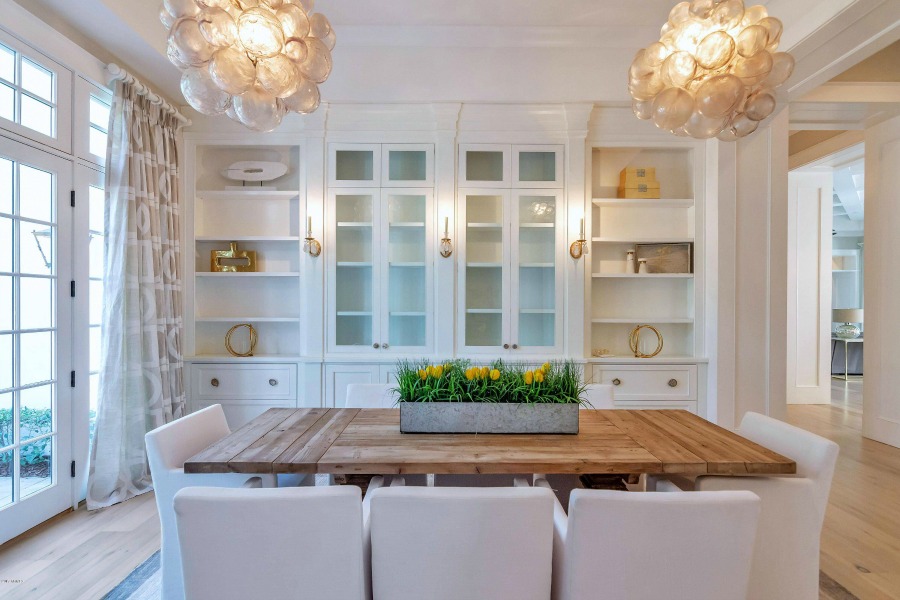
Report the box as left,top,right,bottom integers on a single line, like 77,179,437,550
399,402,579,434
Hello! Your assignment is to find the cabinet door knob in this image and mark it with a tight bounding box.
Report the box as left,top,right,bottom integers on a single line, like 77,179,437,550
668,379,678,388
210,378,219,387
373,343,380,349
503,343,510,349
269,379,278,386
612,378,621,386
512,344,518,350
383,343,389,349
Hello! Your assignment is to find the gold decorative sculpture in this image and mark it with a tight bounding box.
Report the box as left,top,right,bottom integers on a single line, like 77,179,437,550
211,242,257,272
225,323,258,357
629,324,663,358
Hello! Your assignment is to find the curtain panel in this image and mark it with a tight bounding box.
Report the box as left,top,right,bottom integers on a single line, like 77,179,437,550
87,81,185,510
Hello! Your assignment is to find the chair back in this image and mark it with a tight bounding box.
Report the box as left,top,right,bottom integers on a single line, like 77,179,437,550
738,411,839,521
175,486,366,600
368,486,554,600
562,489,760,600
145,404,231,473
342,384,397,409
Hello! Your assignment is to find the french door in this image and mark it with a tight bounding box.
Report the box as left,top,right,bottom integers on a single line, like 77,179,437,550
0,135,72,544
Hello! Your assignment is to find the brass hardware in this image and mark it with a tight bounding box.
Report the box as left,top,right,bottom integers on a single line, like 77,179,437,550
211,242,257,272
210,378,219,387
569,239,588,260
303,237,322,257
512,344,519,349
373,343,380,349
269,379,278,386
439,237,453,258
612,378,621,386
668,379,678,387
629,324,664,359
383,343,389,349
225,323,258,357
503,343,510,349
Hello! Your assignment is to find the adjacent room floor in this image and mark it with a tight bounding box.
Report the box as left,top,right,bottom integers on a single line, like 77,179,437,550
0,387,898,599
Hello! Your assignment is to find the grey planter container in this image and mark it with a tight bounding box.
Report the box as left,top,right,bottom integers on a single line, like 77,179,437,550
399,402,579,434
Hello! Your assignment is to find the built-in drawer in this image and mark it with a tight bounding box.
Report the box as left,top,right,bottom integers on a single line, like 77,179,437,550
591,364,697,402
192,363,297,401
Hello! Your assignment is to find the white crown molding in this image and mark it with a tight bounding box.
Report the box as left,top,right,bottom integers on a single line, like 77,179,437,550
798,82,900,103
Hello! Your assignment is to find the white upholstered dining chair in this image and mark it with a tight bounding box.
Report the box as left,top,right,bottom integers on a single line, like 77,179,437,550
657,411,840,600
145,404,308,600
365,485,555,600
342,383,398,409
534,480,760,600
174,484,367,600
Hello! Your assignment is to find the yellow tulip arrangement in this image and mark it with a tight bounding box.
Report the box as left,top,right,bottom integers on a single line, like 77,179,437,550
395,359,585,405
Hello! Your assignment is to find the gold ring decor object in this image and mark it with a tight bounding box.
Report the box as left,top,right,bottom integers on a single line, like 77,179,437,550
225,323,258,357
629,324,663,358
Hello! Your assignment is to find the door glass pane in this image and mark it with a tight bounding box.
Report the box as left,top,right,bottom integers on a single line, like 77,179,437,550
89,235,103,278
518,195,556,347
465,194,503,346
19,164,52,223
0,157,12,214
0,218,10,272
89,127,107,158
19,331,52,386
335,150,374,182
519,151,556,182
20,95,53,137
0,449,12,509
89,281,103,323
89,326,101,372
21,59,53,102
0,45,14,84
88,185,104,232
0,334,11,389
387,150,426,182
89,374,99,448
387,194,426,347
89,96,110,129
20,439,51,498
19,224,53,275
19,277,53,330
0,83,12,123
335,194,373,346
20,385,52,441
0,276,10,331
466,151,503,182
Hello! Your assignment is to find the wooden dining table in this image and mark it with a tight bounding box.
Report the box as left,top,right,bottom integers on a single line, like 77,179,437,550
184,408,796,476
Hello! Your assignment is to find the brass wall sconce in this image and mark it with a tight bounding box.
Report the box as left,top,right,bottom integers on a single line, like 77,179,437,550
439,216,453,258
569,218,589,260
304,216,322,257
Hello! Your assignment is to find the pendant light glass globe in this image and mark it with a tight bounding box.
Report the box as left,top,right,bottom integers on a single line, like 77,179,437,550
628,0,795,141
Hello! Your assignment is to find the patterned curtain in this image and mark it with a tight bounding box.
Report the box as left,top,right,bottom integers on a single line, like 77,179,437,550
87,81,185,510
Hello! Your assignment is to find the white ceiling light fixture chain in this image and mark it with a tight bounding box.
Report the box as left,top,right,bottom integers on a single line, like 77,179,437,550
160,0,335,132
628,0,795,141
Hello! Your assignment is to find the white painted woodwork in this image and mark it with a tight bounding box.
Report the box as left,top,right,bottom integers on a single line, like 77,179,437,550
787,169,833,405
863,113,900,448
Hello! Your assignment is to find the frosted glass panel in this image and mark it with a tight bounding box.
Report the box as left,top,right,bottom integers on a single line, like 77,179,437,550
519,152,556,182
386,193,426,347
335,194,373,222
335,150,374,182
466,151,503,182
518,194,555,347
466,313,501,347
387,150,426,182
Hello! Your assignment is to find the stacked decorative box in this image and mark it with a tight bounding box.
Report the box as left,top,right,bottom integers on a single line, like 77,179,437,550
617,167,660,199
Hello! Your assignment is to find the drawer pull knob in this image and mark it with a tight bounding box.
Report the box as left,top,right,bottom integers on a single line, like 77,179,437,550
612,378,621,386
373,343,380,349
503,344,510,349
269,379,278,386
210,378,219,387
383,343,389,349
668,379,678,388
512,344,519,350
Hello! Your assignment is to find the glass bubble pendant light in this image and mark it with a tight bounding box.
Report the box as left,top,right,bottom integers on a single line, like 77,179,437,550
629,0,794,141
161,0,334,132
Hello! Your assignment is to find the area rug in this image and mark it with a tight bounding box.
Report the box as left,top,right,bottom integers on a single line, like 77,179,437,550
103,551,859,600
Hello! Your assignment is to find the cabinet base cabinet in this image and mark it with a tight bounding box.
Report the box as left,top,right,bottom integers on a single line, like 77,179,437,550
591,364,697,402
324,363,398,408
188,362,299,429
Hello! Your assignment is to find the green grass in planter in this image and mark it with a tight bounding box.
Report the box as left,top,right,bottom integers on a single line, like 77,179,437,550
394,359,587,405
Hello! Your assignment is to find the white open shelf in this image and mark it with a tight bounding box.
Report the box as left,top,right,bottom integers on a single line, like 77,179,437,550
195,236,301,242
197,190,299,199
592,198,694,208
196,272,300,277
468,222,503,228
592,273,693,279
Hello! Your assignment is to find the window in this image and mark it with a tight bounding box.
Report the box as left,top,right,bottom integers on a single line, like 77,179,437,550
0,42,56,139
88,95,110,159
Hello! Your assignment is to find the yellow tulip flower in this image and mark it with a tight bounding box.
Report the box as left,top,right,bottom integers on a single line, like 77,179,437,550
426,365,435,378
418,369,427,380
534,369,545,383
480,366,489,379
490,369,501,381
433,365,444,378
541,362,551,373
524,370,534,385
465,368,475,381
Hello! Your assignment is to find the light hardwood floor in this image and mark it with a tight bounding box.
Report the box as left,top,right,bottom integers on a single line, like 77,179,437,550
0,389,898,600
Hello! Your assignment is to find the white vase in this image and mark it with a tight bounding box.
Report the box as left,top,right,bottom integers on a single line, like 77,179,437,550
638,259,648,274
625,251,635,274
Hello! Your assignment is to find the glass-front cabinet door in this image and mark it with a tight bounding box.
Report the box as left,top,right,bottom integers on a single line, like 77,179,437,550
460,190,511,353
329,190,377,350
459,145,510,188
382,145,433,188
512,190,564,353
329,144,381,188
513,146,564,188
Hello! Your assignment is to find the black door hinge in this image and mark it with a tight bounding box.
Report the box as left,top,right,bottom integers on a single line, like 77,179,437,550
70,370,75,388
70,281,75,298
70,190,75,207
71,460,76,478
